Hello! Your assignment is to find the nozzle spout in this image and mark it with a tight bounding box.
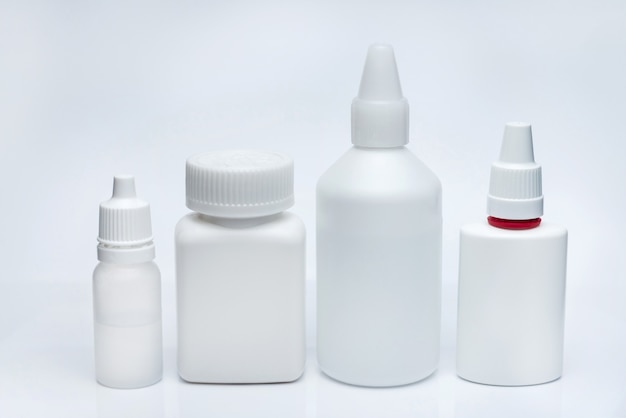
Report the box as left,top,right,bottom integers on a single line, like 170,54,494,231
112,175,137,199
357,44,404,101
499,123,535,164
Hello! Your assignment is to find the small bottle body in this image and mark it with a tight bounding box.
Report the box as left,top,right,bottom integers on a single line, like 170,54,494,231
93,260,163,389
456,221,568,386
175,212,306,383
316,146,442,387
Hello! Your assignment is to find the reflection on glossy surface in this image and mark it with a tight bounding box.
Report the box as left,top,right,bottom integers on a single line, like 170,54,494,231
453,377,563,418
317,366,439,417
96,383,164,418
177,374,306,418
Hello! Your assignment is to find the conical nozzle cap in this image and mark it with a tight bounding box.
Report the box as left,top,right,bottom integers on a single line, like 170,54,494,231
111,175,137,199
487,123,544,220
499,123,535,164
351,44,409,148
357,44,404,101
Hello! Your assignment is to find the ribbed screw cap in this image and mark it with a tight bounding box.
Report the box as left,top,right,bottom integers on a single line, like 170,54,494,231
185,150,294,218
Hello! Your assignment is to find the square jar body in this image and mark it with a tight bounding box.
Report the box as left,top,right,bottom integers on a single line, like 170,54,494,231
175,212,306,383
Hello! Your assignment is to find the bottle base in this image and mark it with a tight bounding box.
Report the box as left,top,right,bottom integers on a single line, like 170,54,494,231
97,376,162,390
177,363,305,385
319,365,437,388
456,372,562,387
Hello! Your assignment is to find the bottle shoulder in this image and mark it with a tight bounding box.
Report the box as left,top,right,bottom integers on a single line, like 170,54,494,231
175,211,305,242
461,220,568,240
317,146,441,197
93,260,161,281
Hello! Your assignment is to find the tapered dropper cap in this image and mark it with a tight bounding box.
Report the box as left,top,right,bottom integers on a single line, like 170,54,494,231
97,175,156,264
98,175,153,246
487,123,543,220
351,44,409,148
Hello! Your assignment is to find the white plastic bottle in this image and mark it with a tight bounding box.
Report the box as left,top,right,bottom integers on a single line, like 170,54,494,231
456,122,568,386
175,150,306,384
316,44,442,387
93,175,163,389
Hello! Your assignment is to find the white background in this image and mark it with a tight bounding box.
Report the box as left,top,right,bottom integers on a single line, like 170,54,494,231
1,0,625,416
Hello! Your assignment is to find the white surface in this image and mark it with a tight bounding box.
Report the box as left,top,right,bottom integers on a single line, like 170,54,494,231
1,0,625,416
1,279,624,417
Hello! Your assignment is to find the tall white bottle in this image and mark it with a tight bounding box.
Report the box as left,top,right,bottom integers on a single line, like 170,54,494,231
316,44,442,387
93,175,163,389
456,123,568,386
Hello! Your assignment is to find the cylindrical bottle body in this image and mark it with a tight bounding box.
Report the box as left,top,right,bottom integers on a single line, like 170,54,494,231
316,146,442,387
457,221,568,385
175,212,306,383
92,260,163,389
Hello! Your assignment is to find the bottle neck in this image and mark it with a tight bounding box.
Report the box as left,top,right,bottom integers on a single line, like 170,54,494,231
198,212,282,228
97,242,155,263
353,144,406,151
487,216,541,230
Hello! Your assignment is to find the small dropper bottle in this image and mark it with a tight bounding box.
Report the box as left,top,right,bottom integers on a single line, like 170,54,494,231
456,123,568,386
93,175,163,388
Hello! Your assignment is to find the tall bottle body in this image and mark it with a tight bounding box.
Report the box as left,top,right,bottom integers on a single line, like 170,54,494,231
457,222,568,386
175,212,306,383
316,146,442,387
93,261,163,389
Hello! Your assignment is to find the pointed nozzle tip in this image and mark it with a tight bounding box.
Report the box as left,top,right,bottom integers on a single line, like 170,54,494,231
499,122,535,164
368,43,394,53
357,43,403,101
112,175,137,198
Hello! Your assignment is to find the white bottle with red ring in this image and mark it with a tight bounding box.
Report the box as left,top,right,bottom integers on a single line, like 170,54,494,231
456,123,568,386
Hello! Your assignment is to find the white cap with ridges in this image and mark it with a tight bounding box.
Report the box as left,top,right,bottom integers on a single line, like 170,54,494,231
99,175,153,246
351,44,409,148
186,150,294,218
98,175,155,263
487,122,543,220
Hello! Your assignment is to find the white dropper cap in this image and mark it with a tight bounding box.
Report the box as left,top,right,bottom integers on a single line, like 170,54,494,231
351,44,409,148
98,175,155,263
487,123,544,220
